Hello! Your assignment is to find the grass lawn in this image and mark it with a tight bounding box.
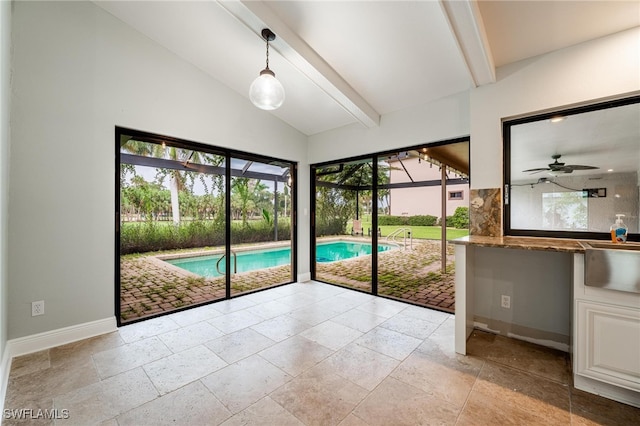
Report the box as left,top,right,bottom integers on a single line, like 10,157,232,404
352,220,468,240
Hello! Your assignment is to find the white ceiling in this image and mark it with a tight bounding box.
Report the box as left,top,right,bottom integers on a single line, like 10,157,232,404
94,0,639,137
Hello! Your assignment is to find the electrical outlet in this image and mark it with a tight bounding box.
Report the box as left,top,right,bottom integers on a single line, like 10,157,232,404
32,300,44,316
501,295,511,309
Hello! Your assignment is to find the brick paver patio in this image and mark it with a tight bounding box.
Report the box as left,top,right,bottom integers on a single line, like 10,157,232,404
120,239,455,323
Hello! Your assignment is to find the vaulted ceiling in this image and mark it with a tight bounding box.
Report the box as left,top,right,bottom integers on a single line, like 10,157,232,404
94,1,639,137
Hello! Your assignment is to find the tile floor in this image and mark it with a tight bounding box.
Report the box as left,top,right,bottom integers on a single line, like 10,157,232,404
4,281,640,425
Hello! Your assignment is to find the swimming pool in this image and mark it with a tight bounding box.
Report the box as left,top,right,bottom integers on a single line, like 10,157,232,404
315,241,393,262
165,241,394,278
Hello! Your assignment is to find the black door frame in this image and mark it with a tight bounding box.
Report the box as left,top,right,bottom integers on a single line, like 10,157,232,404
115,126,298,326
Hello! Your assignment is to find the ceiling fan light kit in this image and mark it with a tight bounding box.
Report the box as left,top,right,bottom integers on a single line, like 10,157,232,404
249,28,285,111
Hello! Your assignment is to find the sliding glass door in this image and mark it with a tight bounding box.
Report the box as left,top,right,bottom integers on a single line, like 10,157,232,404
311,140,469,313
313,158,373,293
117,128,296,325
229,157,295,296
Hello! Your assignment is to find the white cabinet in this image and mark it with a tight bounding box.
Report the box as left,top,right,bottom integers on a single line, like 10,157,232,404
573,253,640,407
575,300,640,390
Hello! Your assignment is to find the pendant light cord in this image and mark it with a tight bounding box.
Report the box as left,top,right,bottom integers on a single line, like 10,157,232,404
265,38,270,71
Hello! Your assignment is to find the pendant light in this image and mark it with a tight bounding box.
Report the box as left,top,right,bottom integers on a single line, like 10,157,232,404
249,29,285,110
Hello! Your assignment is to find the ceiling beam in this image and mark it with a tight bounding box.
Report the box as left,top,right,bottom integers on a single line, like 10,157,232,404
441,0,496,86
218,0,381,128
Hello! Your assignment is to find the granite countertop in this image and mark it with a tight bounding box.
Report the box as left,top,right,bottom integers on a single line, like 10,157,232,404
450,235,586,253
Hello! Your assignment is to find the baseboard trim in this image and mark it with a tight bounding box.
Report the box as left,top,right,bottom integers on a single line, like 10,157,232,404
7,317,118,359
473,320,570,352
0,317,117,415
297,272,311,283
0,344,11,416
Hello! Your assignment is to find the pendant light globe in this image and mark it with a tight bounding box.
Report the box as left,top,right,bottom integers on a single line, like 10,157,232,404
250,68,285,110
250,28,285,111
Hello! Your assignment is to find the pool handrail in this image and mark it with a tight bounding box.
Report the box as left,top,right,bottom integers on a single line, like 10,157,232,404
386,227,412,250
216,249,238,275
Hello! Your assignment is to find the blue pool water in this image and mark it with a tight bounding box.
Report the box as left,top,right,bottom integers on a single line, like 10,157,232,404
166,241,393,277
315,241,393,263
166,247,291,278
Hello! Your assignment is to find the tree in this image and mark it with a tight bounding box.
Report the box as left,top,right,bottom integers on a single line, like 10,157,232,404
121,139,223,225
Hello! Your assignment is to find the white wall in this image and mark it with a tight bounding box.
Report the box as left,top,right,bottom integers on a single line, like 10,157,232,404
468,27,640,343
472,247,572,340
8,1,307,339
1,0,12,392
308,91,470,163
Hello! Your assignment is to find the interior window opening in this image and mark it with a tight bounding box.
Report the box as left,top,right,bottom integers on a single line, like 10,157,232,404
504,95,639,241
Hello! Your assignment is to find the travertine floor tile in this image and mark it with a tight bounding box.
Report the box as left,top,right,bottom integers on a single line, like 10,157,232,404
258,335,333,376
352,377,460,426
53,368,158,425
5,282,639,426
167,303,224,327
245,300,295,319
6,358,99,408
289,304,343,326
319,343,399,391
299,321,363,351
207,310,264,334
353,326,422,360
401,305,451,324
116,381,231,426
379,313,439,339
458,361,571,425
205,328,275,363
250,314,313,342
8,350,50,379
466,330,571,384
270,365,369,426
331,309,388,333
92,336,171,379
143,345,227,394
49,332,125,368
220,396,303,426
158,321,225,353
276,292,322,309
391,341,482,409
117,315,180,343
201,354,291,414
570,387,640,425
356,298,408,318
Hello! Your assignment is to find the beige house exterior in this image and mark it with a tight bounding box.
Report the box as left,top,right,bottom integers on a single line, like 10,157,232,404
387,157,468,218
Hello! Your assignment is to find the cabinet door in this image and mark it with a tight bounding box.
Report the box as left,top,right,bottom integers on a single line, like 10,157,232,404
576,300,640,391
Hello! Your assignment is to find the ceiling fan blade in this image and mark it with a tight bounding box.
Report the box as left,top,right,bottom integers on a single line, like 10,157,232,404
522,167,550,173
564,165,599,171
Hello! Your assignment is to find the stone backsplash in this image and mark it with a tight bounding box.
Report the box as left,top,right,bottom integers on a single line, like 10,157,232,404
469,188,501,237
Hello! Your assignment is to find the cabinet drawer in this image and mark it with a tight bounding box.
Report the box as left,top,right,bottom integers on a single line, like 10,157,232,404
575,300,640,391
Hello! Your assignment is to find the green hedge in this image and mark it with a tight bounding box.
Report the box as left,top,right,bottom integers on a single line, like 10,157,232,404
444,207,469,229
120,220,291,254
378,215,438,226
316,218,346,236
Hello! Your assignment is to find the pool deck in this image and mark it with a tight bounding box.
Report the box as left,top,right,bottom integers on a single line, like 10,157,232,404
119,238,455,323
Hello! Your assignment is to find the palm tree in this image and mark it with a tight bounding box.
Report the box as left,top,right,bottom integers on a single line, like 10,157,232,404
121,140,220,225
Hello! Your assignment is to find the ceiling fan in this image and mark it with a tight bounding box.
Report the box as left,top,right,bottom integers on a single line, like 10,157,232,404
522,154,599,174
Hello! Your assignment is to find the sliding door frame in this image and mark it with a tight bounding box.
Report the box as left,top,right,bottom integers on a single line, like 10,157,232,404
310,136,469,298
115,127,297,326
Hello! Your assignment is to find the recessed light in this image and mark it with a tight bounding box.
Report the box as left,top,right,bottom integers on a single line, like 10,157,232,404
607,169,614,172
550,116,565,123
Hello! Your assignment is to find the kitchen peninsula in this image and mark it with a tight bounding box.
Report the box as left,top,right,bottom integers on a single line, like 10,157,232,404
452,235,640,407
